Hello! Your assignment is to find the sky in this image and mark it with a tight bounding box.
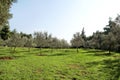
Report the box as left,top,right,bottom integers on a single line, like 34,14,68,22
9,0,120,42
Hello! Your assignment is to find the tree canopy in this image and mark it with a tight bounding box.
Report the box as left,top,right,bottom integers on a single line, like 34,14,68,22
0,0,16,28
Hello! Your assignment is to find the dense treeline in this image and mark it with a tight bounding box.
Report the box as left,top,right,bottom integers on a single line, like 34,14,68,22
0,15,120,53
71,15,120,53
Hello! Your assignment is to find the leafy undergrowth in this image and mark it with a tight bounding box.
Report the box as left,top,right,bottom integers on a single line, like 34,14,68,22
0,47,120,80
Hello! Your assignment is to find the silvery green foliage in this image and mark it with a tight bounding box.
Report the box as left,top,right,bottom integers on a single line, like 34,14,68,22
71,32,85,48
34,31,69,48
6,32,24,48
34,32,45,48
24,37,34,48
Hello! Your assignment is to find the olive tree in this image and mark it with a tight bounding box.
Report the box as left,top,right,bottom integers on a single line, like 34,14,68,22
24,37,34,52
60,39,69,48
6,33,24,52
71,32,85,53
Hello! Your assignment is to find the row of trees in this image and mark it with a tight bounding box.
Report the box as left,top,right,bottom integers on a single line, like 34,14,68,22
71,15,120,53
0,27,69,52
1,15,120,53
0,15,120,54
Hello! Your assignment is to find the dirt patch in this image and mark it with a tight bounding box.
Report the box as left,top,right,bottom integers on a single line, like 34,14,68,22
69,64,86,70
0,56,13,60
113,55,120,59
0,71,3,75
80,70,89,75
69,64,79,69
33,68,43,73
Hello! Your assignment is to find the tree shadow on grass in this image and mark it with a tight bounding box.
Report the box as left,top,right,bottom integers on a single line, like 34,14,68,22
35,51,70,57
102,59,120,80
93,52,113,56
0,53,5,55
13,55,26,59
86,58,120,80
81,50,105,54
86,61,100,67
7,52,27,59
81,49,114,57
49,53,67,56
48,52,68,56
83,49,105,52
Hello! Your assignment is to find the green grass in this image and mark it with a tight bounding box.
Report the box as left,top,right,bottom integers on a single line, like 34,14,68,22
0,47,120,80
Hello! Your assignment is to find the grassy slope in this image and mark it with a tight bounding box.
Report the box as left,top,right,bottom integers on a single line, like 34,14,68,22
0,47,120,80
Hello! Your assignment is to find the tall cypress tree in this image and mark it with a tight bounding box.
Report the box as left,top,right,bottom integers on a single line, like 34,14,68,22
0,25,10,40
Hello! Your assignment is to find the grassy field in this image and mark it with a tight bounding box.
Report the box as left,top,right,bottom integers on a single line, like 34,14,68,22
0,47,120,80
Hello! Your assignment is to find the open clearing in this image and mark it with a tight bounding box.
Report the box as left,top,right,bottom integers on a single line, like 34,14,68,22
0,47,120,80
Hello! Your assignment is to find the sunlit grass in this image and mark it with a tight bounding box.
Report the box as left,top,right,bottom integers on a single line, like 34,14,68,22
0,47,120,80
